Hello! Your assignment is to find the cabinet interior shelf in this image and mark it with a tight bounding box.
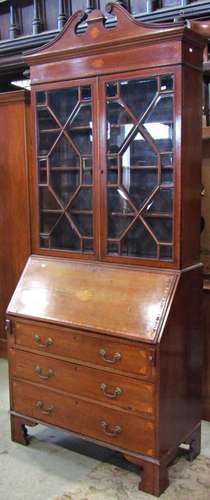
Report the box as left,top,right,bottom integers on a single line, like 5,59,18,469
110,212,172,218
41,209,93,214
109,165,173,170
40,126,92,133
40,167,92,171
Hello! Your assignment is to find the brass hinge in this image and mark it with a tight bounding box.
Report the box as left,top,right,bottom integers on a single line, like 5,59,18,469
148,351,156,367
5,319,13,336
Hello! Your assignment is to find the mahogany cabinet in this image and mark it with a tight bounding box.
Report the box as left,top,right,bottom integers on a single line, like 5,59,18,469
6,4,205,496
0,90,31,358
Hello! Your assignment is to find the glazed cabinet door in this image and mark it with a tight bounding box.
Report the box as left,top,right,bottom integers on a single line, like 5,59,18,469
31,69,180,266
99,69,178,267
32,78,98,259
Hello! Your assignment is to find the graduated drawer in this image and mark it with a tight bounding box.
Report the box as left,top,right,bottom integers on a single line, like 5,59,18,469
10,350,155,417
12,380,156,457
13,321,155,380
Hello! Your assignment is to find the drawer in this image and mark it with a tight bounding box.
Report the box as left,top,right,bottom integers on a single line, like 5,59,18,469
10,350,155,417
12,380,156,457
13,321,155,380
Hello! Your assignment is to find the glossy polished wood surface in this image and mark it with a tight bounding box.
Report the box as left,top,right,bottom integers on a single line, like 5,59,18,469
10,349,155,417
12,379,156,457
202,283,210,421
7,256,177,342
0,91,31,358
12,320,156,379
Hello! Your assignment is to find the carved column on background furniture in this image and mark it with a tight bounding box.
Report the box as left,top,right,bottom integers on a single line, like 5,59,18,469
85,1,94,13
32,0,41,35
146,0,156,13
57,0,67,30
181,0,190,6
119,1,131,11
9,3,19,39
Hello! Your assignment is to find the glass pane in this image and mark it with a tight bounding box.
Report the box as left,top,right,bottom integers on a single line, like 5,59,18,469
122,131,157,167
39,187,60,210
83,169,92,185
36,91,46,105
38,109,59,131
108,169,118,185
161,169,173,185
68,104,92,155
108,214,132,238
107,102,134,154
83,239,94,253
160,245,173,260
107,242,119,255
108,156,118,167
81,86,92,101
40,236,50,248
120,77,157,119
122,168,158,209
71,213,93,237
161,153,173,167
50,170,80,207
48,88,78,125
146,188,173,214
144,95,174,153
49,135,80,168
108,188,133,214
38,159,47,185
50,215,80,251
145,218,173,243
161,153,173,184
37,109,60,156
40,212,61,234
160,75,174,92
70,188,92,211
106,82,118,98
122,222,157,258
36,84,94,254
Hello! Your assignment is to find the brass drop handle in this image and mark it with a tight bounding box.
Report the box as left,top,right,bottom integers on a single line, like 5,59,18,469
34,334,54,349
34,366,54,380
100,383,122,399
101,420,122,437
99,348,122,364
36,400,55,416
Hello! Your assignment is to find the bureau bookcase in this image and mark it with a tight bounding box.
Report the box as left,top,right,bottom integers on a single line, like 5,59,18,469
6,3,205,496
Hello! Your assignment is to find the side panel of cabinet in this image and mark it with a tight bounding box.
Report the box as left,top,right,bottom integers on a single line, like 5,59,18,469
158,267,203,455
180,65,203,268
0,91,31,358
202,285,210,421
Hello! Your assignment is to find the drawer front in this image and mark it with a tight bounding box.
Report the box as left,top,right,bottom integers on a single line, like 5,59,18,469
10,350,155,417
12,380,156,457
13,321,155,379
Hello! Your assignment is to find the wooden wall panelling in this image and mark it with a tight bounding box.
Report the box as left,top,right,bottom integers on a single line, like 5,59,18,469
202,283,210,420
0,90,31,358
